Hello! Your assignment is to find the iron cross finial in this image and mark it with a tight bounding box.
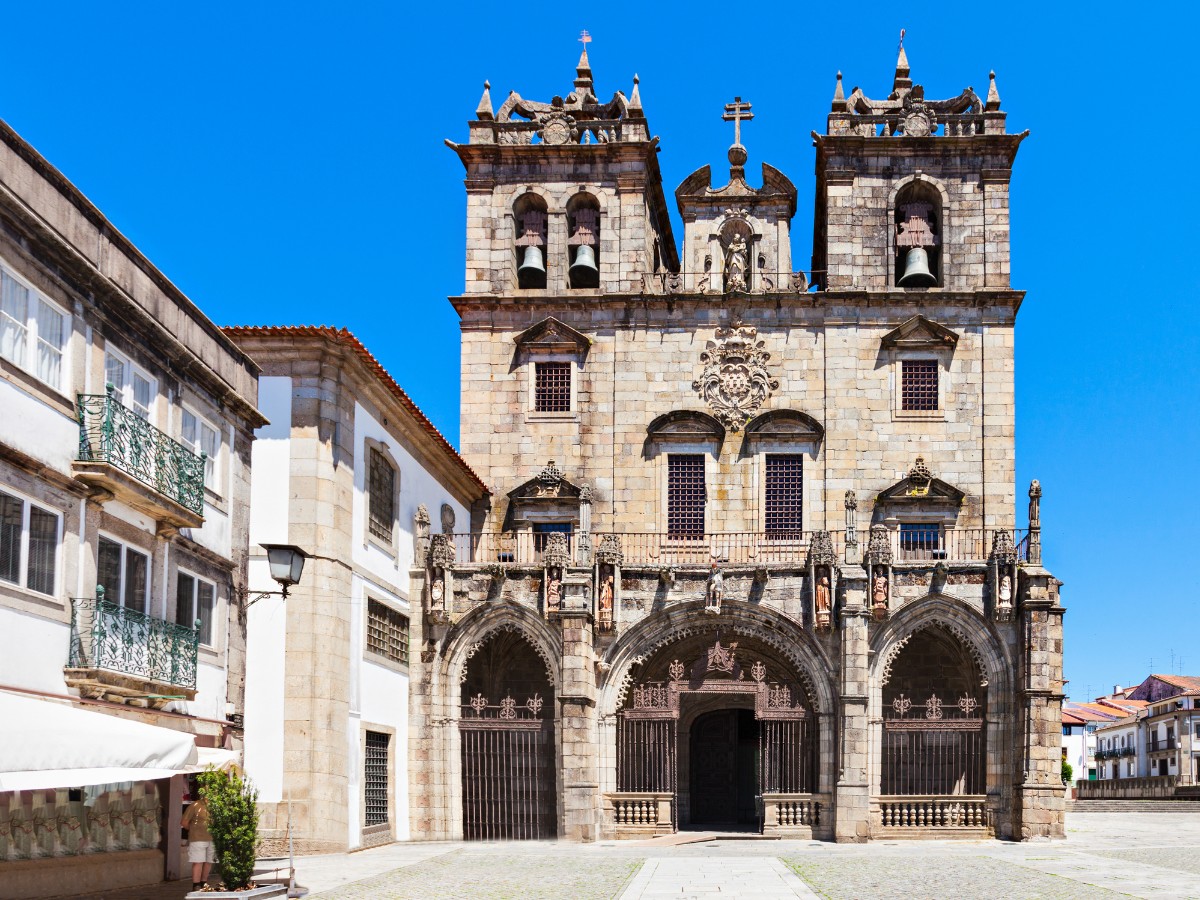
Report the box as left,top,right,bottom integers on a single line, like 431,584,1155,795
722,96,754,147
579,30,592,47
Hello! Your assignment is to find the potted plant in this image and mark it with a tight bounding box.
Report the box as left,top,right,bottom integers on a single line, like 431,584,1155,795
186,767,284,899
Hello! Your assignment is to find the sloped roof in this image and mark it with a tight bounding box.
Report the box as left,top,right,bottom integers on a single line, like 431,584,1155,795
1061,711,1086,726
1150,674,1200,692
223,326,486,494
1064,703,1121,722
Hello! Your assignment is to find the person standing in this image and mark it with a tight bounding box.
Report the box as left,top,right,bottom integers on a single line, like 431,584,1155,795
182,794,215,890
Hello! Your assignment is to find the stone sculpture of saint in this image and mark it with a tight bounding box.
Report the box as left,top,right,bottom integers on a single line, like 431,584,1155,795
873,573,888,608
999,574,1012,608
705,564,724,615
546,574,561,612
815,573,831,613
431,580,443,605
599,573,614,624
725,234,748,291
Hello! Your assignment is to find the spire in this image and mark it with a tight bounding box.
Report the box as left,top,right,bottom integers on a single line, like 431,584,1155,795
628,74,642,113
475,80,494,121
893,29,912,95
985,69,1001,111
574,30,594,96
831,70,846,111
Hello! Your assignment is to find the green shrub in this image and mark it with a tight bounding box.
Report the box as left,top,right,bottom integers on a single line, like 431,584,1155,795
1061,760,1074,785
197,767,259,891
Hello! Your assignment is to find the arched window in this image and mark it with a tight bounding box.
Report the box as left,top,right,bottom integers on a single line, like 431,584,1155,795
894,181,942,288
566,193,600,289
514,193,548,289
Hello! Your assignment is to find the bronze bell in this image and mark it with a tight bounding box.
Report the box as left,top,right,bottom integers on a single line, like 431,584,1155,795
517,245,546,289
897,247,937,287
569,244,599,288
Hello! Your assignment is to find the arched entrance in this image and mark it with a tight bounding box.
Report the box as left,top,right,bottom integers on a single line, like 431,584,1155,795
615,628,817,833
458,629,555,840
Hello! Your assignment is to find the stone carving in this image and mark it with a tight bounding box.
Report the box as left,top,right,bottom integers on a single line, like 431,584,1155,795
808,530,838,567
867,524,894,565
576,531,592,567
440,503,456,534
990,529,1018,564
538,112,576,145
789,271,808,292
579,483,593,503
815,572,831,629
414,504,431,558
872,573,889,617
596,534,624,566
907,456,933,493
998,575,1012,612
538,459,565,490
901,90,935,137
669,658,686,682
750,660,767,683
543,531,571,569
545,573,561,614
598,571,614,631
705,564,724,615
705,637,738,674
428,533,456,568
693,323,779,431
724,234,748,292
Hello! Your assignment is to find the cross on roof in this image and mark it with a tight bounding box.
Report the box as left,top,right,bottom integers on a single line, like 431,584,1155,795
722,96,754,146
579,30,592,47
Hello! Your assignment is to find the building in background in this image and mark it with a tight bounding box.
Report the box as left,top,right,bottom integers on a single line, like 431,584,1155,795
0,115,262,896
226,326,487,854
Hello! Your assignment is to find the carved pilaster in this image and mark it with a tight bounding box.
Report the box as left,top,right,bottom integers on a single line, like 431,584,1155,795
844,490,859,563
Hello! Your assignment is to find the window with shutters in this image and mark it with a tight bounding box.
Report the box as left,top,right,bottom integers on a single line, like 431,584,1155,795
368,448,396,543
0,487,60,596
764,454,803,537
364,730,390,826
534,362,571,412
667,454,705,539
366,599,409,666
900,360,939,411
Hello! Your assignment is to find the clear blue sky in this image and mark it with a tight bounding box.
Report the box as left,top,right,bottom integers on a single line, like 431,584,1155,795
3,2,1196,700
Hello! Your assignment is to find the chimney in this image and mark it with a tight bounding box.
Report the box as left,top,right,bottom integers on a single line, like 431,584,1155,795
1113,684,1123,695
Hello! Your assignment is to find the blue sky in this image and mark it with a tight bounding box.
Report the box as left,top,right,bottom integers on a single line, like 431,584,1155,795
3,2,1197,700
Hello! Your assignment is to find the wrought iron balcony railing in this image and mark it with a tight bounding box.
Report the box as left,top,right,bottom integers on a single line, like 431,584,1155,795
67,592,199,691
76,390,205,516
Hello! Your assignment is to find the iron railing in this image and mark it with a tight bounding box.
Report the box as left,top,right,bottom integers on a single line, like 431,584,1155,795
68,592,199,690
76,389,205,516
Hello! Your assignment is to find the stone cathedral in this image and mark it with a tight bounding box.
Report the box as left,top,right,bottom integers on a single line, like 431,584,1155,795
408,42,1065,843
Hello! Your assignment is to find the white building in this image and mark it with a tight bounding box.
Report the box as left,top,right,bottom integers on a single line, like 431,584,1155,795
227,326,487,854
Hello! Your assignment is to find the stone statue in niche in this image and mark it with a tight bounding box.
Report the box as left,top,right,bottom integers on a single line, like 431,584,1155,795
430,579,444,607
546,571,561,613
815,569,831,628
872,572,888,618
440,503,456,535
598,569,614,631
724,234,748,292
698,254,712,293
705,564,724,615
998,574,1012,611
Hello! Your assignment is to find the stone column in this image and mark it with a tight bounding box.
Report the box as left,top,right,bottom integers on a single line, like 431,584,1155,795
1014,570,1066,839
557,580,598,841
834,572,870,842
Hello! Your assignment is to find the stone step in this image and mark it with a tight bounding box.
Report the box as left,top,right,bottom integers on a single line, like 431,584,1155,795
1069,800,1200,812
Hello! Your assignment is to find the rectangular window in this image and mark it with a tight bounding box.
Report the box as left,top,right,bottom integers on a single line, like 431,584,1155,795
182,409,220,489
0,489,60,596
667,454,706,539
764,454,803,537
899,523,942,560
900,360,939,411
368,449,395,542
366,599,409,665
364,730,390,826
1,265,67,390
97,536,149,613
533,362,571,413
176,571,216,644
105,350,156,421
532,521,572,553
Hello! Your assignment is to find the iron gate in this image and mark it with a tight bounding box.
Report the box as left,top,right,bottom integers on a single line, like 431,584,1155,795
882,692,984,795
760,718,814,794
460,693,554,840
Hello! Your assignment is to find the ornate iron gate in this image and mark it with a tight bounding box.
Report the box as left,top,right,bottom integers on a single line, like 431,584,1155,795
882,692,984,795
460,693,554,840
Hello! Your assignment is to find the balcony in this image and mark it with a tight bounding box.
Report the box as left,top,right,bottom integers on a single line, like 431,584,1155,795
73,390,205,529
65,593,199,706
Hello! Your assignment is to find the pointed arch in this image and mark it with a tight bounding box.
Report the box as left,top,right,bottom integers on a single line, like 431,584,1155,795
443,601,562,691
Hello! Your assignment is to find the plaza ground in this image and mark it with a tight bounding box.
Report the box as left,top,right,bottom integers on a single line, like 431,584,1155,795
53,812,1200,899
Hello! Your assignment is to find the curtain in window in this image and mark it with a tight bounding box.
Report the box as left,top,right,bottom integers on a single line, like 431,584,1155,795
25,506,57,595
124,550,148,613
200,422,219,487
176,572,195,627
35,300,64,388
132,372,152,420
0,272,29,367
197,581,214,645
104,353,125,395
0,492,22,585
97,538,123,603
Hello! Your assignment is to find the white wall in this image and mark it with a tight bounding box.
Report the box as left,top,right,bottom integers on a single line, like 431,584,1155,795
0,380,78,474
186,659,228,722
0,607,70,693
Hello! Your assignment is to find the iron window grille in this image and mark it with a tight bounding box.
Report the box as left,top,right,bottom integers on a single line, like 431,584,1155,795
899,523,942,560
532,522,572,552
901,359,939,411
364,730,390,826
533,362,571,413
667,454,706,539
368,449,395,542
366,599,409,665
764,454,803,537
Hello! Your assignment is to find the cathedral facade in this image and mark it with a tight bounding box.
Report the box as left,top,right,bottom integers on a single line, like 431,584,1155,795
408,44,1065,843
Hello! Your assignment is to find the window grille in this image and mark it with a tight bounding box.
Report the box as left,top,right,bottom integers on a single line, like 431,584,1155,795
534,362,571,412
901,360,939,411
367,599,409,665
899,523,942,560
667,454,705,539
368,449,395,542
364,730,390,826
764,454,803,536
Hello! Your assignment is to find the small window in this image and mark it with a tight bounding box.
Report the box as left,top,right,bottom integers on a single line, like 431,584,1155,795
1,265,68,390
364,730,390,826
366,599,409,665
368,449,396,542
105,350,157,421
0,488,60,596
667,454,706,539
764,454,803,537
900,360,939,411
176,571,216,644
97,536,149,614
182,409,220,490
532,522,572,553
534,362,571,413
898,523,942,561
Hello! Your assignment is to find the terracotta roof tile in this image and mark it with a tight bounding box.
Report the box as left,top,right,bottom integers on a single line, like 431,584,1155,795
223,325,487,494
1149,674,1200,691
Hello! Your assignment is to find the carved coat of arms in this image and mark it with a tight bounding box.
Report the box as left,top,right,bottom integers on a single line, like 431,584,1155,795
692,324,778,430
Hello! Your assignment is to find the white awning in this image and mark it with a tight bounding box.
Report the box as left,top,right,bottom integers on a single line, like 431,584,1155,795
0,691,202,791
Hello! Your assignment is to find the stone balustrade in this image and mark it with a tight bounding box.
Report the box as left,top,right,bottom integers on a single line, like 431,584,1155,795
762,794,823,833
878,796,989,830
603,793,673,837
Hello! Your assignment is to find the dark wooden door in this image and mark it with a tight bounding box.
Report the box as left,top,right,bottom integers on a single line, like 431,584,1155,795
690,710,737,825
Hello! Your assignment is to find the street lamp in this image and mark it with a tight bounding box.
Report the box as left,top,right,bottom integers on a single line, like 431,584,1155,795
244,544,310,608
